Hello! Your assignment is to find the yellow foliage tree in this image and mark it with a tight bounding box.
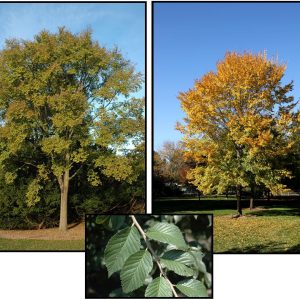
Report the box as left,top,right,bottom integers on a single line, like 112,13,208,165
178,52,296,215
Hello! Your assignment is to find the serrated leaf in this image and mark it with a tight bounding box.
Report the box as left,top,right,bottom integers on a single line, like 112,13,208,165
162,250,195,266
160,258,195,277
189,251,207,274
96,215,125,231
146,222,188,249
165,244,179,252
104,226,141,277
104,216,126,231
176,279,208,297
120,250,153,293
145,277,173,297
204,272,212,289
95,215,110,224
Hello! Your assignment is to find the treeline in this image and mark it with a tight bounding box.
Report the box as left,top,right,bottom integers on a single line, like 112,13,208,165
153,141,197,198
154,141,300,199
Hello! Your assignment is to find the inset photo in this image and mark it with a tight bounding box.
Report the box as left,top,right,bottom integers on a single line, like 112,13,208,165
85,214,212,298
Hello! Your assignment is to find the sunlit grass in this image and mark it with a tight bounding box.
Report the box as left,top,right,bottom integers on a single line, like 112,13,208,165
153,196,300,253
214,214,300,253
0,238,84,251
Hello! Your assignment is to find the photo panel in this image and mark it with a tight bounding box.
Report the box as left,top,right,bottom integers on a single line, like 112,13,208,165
0,1,146,252
152,1,300,254
85,214,213,298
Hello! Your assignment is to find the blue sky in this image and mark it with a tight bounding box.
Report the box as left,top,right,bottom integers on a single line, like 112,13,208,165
154,2,300,150
0,2,145,97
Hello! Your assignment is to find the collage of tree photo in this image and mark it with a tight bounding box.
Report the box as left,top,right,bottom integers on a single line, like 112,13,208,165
0,1,299,300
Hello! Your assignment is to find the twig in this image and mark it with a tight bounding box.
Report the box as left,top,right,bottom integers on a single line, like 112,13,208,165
102,201,129,213
129,197,137,212
69,165,83,181
130,215,179,297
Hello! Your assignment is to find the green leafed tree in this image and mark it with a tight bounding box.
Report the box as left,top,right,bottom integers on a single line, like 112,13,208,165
0,27,144,230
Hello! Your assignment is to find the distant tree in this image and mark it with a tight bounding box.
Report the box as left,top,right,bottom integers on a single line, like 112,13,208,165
0,28,143,230
153,142,197,197
177,52,296,215
158,141,188,184
153,150,170,197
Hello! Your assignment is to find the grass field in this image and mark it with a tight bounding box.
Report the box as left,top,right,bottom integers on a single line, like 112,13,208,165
153,196,300,253
0,223,85,251
0,238,84,251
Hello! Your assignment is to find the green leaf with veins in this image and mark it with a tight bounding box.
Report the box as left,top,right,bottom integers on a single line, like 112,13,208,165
176,279,208,297
120,250,153,293
162,250,196,266
145,277,173,297
104,226,141,277
146,222,188,250
160,258,195,277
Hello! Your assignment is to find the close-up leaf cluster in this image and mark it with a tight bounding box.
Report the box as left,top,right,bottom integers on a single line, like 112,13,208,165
86,215,212,298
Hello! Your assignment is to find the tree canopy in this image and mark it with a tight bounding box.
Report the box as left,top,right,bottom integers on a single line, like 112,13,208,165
0,27,144,230
177,52,296,214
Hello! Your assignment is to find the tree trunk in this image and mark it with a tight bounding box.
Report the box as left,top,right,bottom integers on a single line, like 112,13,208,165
250,186,255,210
235,148,242,216
59,169,69,231
236,185,242,215
197,190,201,201
267,190,270,201
249,197,254,210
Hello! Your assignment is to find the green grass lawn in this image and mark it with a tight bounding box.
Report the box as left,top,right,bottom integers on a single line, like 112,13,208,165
214,213,300,253
153,196,300,253
0,238,84,251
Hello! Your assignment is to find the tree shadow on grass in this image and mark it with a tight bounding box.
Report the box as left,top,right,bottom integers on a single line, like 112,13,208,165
218,241,300,254
153,199,238,213
285,244,300,253
153,198,300,214
247,207,300,217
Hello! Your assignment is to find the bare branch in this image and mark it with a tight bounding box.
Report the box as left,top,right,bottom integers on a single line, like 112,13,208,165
69,165,83,181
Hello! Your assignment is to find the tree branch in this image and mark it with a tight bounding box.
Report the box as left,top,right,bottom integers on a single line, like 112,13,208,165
20,161,38,168
130,215,179,297
69,165,83,181
57,175,63,191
